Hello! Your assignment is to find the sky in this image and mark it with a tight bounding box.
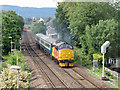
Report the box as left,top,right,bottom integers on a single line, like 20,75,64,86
0,0,63,8
0,0,117,8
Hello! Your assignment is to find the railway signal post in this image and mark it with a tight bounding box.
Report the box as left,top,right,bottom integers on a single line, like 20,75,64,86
101,41,110,79
19,37,22,52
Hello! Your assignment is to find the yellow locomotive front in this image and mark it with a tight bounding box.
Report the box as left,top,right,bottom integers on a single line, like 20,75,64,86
52,42,74,67
59,48,74,67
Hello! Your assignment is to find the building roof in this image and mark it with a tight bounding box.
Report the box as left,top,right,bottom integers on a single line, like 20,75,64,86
39,18,44,22
45,20,57,35
46,20,53,26
46,26,57,34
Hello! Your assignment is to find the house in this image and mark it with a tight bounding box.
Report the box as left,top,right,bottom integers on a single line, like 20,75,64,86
32,17,44,24
46,20,59,39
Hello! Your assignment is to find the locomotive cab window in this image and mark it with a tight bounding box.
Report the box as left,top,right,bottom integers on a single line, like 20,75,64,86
59,44,73,50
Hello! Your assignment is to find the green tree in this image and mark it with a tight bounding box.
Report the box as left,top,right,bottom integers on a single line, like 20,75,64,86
69,2,118,46
86,19,119,58
46,17,52,23
53,2,72,44
53,2,119,60
2,11,24,55
31,21,46,34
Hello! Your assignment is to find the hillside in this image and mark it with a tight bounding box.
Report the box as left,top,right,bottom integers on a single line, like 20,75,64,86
1,5,56,18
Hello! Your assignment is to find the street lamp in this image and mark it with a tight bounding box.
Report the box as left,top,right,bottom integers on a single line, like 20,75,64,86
10,66,20,89
9,37,12,53
101,41,110,79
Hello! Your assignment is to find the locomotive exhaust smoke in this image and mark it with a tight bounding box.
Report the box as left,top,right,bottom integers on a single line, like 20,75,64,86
57,31,72,44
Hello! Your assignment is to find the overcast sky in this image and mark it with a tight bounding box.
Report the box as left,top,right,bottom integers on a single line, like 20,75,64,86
0,0,63,8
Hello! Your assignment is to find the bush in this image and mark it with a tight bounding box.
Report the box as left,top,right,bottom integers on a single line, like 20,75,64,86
7,51,24,65
0,63,2,72
0,65,31,88
105,70,111,76
19,62,32,72
0,62,8,72
93,54,103,61
74,47,92,68
1,51,32,88
6,51,31,72
93,54,104,67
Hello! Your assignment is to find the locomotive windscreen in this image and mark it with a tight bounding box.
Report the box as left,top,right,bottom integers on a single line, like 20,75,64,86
59,44,73,50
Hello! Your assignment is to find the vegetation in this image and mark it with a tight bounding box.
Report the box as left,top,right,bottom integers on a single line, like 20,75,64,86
53,3,71,44
46,17,52,23
0,51,31,88
4,51,31,72
53,2,120,61
31,21,46,34
2,11,24,55
53,3,120,87
1,65,30,88
86,19,119,58
89,68,119,88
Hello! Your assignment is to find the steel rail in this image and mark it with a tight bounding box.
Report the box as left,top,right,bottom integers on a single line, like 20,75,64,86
72,68,102,89
25,43,56,89
25,32,69,89
27,32,69,88
32,46,70,89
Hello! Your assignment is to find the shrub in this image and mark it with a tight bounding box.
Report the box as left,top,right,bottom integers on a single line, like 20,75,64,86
0,62,8,72
7,51,24,65
19,62,32,72
0,65,31,88
6,51,31,72
93,54,103,61
0,63,2,72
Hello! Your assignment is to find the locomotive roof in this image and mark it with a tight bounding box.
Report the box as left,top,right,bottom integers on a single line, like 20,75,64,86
36,33,56,43
53,40,65,47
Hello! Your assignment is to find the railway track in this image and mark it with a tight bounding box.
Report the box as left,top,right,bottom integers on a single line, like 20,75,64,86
22,32,69,88
27,32,100,88
21,31,110,89
63,68,99,88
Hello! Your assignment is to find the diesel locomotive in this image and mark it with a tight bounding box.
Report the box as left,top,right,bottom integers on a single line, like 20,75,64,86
35,33,74,67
